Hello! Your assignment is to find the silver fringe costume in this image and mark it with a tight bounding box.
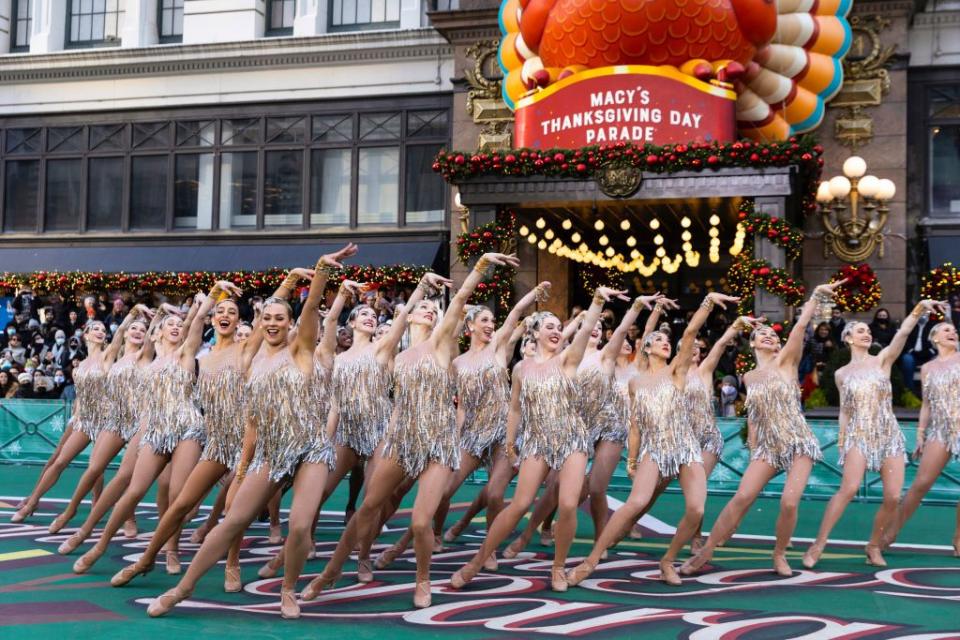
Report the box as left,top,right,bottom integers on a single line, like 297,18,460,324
633,376,702,478
517,363,591,470
837,368,905,471
71,363,112,440
247,350,334,482
594,376,629,446
102,359,143,441
924,362,960,459
457,357,509,461
139,357,205,455
301,358,334,466
329,353,392,457
195,359,246,469
746,374,822,470
686,373,724,458
382,355,459,477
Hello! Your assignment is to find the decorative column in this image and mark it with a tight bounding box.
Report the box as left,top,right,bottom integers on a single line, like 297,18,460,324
29,0,67,53
121,0,159,47
753,196,789,322
293,0,326,36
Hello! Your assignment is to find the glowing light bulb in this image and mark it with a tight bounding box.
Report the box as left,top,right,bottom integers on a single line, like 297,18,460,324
709,214,720,226
709,227,719,238
653,234,663,245
626,236,637,247
535,217,546,229
519,225,529,236
599,235,609,246
561,219,572,230
681,230,692,241
538,240,547,250
656,247,666,258
682,242,692,252
605,247,615,257
545,229,555,240
571,232,581,243
620,219,631,230
594,220,604,231
630,249,640,259
681,217,691,228
649,219,660,230
527,234,537,244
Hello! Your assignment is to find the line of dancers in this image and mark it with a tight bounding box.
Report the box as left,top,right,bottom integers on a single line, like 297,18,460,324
9,243,960,619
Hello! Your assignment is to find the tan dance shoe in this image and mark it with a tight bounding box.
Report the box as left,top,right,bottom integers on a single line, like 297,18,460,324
413,580,432,608
224,564,242,592
111,561,155,587
564,560,596,587
280,589,300,619
300,571,341,601
147,586,192,617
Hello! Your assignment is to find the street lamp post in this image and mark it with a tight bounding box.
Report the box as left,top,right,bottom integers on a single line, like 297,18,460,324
816,156,896,262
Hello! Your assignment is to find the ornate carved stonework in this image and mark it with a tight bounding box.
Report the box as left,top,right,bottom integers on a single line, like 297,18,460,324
831,15,896,149
596,161,643,198
464,39,513,151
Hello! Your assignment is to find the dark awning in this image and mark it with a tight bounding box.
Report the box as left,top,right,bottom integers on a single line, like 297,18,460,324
0,237,445,273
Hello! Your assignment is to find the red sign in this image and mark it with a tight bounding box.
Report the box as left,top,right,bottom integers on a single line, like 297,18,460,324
514,66,737,149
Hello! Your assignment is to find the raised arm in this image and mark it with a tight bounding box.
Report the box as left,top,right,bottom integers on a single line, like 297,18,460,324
377,272,452,357
318,280,363,362
436,253,519,350
294,244,359,357
600,294,663,365
779,280,846,368
504,365,523,465
493,281,550,354
879,300,945,369
136,306,168,365
562,286,628,371
700,315,760,376
561,310,586,344
673,293,740,381
104,304,150,362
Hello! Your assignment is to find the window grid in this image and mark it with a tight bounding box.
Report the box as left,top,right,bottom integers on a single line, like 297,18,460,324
266,0,296,35
68,0,125,47
11,0,32,51
329,0,401,31
158,0,184,42
0,104,449,235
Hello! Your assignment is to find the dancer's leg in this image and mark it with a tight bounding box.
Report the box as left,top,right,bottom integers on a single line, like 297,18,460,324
164,440,203,558
123,461,226,572
345,459,365,524
282,462,331,592
586,441,623,539
659,463,706,585
51,431,125,532
803,451,866,567
74,448,169,571
451,458,549,584
483,448,516,528
866,455,904,565
691,451,719,545
889,442,950,543
772,455,814,575
410,463,453,587
505,471,558,555
433,451,481,536
14,430,91,519
680,460,776,573
552,452,589,576
192,474,231,543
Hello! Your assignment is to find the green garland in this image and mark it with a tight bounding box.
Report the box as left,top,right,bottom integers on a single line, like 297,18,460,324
737,201,804,260
454,209,517,313
434,136,824,215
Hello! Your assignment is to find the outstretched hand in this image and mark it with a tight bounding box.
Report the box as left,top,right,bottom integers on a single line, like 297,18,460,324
596,287,630,302
422,273,453,291
706,292,741,309
319,242,359,269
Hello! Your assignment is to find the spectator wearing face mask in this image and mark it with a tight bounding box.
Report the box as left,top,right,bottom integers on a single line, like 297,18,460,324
5,332,26,365
67,336,85,363
51,368,68,395
18,370,54,400
103,297,128,332
868,308,897,348
27,332,49,361
49,330,70,369
719,375,740,417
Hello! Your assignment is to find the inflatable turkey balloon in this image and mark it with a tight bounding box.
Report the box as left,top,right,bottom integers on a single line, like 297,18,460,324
498,0,852,141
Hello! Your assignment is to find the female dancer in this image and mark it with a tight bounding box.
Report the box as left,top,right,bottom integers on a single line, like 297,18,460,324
883,320,960,555
12,314,134,523
499,295,670,558
374,283,551,570
111,279,315,589
301,254,516,609
448,285,628,593
565,292,740,586
70,286,230,574
145,245,358,618
803,299,944,568
681,280,846,577
47,306,154,534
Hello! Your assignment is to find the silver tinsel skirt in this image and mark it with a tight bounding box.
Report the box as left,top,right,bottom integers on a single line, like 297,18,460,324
838,433,905,471
699,423,725,458
752,435,822,471
926,421,960,460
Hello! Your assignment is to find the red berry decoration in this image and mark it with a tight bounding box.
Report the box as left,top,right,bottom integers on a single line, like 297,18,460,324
830,263,882,312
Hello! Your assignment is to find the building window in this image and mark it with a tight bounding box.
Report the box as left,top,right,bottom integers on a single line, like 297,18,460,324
0,99,449,235
11,0,32,51
928,86,960,216
330,0,401,30
159,0,184,42
68,0,125,47
266,0,295,35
